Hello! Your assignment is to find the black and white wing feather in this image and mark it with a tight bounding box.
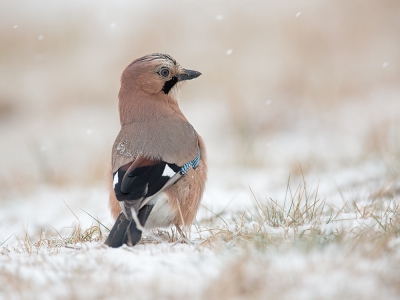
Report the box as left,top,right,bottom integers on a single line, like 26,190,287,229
113,159,182,209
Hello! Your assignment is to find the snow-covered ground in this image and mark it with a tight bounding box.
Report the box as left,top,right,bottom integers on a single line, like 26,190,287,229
2,238,400,300
1,159,399,299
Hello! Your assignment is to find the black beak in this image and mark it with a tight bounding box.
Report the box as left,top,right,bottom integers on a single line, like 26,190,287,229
177,69,202,81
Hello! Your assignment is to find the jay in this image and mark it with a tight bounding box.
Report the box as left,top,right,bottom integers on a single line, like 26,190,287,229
105,53,207,248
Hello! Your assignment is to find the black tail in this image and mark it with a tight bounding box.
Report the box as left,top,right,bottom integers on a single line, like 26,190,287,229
105,205,153,248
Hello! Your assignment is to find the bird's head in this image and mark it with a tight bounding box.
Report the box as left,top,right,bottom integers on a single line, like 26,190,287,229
121,53,201,95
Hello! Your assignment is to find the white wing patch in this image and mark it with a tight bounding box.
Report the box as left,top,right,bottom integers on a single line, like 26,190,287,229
113,173,119,188
162,164,176,178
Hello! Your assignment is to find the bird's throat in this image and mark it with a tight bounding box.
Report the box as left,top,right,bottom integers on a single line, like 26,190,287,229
162,77,178,94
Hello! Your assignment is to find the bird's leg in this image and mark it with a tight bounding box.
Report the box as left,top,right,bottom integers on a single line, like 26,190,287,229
174,198,187,240
175,223,186,239
172,224,194,246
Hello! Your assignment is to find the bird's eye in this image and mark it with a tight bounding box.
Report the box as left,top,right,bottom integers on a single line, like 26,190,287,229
159,68,170,77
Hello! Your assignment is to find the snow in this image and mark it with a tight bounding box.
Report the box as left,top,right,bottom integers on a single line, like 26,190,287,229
1,160,399,299
1,1,400,298
1,232,399,299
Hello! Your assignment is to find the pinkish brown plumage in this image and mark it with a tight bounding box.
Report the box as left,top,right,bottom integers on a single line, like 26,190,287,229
105,53,207,248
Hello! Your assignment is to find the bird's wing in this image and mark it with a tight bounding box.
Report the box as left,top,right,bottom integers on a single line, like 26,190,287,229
113,155,183,211
106,157,184,248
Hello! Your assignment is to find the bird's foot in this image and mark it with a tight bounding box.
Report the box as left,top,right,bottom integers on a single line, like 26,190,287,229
172,237,194,246
172,224,193,245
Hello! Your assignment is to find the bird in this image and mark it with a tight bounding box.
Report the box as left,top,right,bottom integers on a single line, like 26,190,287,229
104,53,207,248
